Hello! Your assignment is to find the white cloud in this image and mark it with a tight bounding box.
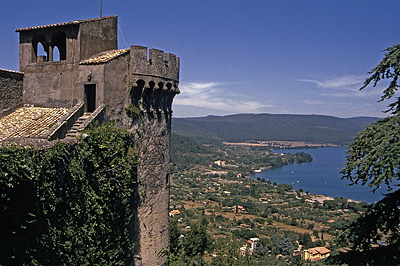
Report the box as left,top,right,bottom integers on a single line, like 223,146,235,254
174,82,273,114
298,75,365,89
302,99,325,105
298,75,384,100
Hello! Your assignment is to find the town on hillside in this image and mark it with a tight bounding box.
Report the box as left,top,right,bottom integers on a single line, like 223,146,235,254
168,136,373,265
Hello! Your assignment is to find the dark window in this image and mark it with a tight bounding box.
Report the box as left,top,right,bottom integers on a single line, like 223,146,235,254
32,35,48,62
52,32,67,61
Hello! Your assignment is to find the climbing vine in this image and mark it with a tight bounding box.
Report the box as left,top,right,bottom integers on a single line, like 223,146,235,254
0,123,138,265
125,101,142,118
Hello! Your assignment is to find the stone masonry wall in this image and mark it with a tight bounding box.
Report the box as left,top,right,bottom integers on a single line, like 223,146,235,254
127,75,178,265
129,112,172,266
0,69,23,117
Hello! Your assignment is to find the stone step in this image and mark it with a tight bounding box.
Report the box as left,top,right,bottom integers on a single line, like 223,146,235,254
65,112,92,138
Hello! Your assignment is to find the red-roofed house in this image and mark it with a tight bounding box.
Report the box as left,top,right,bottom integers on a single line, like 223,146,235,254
232,205,246,213
246,238,259,250
301,247,330,261
169,210,181,216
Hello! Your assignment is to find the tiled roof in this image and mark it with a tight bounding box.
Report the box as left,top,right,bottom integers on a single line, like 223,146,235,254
0,107,68,142
170,210,181,215
307,247,330,255
0,68,24,75
80,49,130,65
15,15,117,32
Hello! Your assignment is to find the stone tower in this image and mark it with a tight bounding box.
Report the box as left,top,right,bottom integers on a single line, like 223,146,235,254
1,16,179,265
126,47,179,266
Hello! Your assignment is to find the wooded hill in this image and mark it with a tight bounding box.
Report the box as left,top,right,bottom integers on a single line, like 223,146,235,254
172,114,378,145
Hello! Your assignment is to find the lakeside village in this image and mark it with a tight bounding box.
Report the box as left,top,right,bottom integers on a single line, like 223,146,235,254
169,137,368,264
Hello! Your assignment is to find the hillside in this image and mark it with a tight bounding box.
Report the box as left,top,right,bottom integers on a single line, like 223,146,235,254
172,113,379,145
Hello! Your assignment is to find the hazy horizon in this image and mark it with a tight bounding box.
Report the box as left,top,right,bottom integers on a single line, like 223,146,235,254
172,111,382,119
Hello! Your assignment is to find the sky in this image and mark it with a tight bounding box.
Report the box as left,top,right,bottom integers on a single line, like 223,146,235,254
1,1,399,118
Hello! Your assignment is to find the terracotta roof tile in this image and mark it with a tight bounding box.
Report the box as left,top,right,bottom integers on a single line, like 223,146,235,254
170,210,181,215
307,247,330,255
0,68,24,75
0,107,68,142
15,15,117,32
80,49,130,65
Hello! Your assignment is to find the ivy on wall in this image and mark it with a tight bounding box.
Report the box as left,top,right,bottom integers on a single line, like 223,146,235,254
0,123,138,265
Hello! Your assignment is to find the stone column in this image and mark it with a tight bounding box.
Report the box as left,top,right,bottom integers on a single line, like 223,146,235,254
48,45,53,62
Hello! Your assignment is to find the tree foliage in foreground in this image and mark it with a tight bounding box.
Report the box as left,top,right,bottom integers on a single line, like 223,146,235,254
341,44,400,252
169,221,213,266
360,44,400,114
0,123,138,265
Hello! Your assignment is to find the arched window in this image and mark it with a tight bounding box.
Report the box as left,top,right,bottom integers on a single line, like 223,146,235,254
37,42,47,59
53,46,60,61
52,32,67,61
32,35,48,63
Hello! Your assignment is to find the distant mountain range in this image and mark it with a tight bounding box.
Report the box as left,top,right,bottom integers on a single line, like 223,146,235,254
172,113,379,145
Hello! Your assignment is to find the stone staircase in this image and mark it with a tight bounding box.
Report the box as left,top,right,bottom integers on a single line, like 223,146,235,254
65,112,92,138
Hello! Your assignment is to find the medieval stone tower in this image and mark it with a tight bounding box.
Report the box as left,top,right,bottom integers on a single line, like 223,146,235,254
0,16,179,265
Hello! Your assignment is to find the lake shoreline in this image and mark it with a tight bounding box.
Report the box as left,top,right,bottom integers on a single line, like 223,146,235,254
249,147,386,204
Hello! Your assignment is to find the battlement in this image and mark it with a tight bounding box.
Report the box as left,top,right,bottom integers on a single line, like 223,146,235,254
130,45,180,82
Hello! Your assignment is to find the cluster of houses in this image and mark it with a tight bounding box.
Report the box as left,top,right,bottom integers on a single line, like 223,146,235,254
305,195,334,206
212,160,239,169
170,202,332,262
238,237,330,262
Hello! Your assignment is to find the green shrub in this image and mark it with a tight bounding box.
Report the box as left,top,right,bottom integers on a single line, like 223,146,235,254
0,123,138,265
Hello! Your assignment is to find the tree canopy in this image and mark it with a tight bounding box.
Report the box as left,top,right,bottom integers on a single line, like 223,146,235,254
341,44,400,253
360,44,400,113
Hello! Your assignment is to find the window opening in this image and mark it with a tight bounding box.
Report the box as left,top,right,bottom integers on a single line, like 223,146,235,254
52,32,67,61
84,84,96,112
37,42,47,61
53,46,60,61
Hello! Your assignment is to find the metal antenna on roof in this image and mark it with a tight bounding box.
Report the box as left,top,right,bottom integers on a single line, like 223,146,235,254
100,0,103,17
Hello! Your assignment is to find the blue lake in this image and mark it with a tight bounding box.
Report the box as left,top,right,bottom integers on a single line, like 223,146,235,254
249,147,390,203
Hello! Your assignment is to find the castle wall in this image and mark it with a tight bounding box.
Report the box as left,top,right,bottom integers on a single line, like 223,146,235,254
0,69,23,117
103,54,130,124
130,45,180,82
128,109,172,266
79,16,118,61
78,64,106,112
22,62,82,108
18,16,119,110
